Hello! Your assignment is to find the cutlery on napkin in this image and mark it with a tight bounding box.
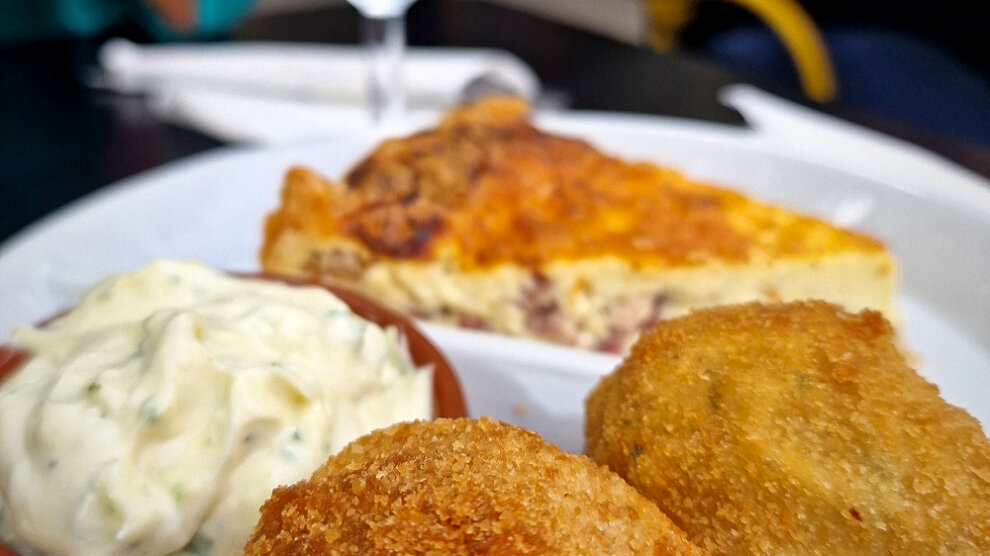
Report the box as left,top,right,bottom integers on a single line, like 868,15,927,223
98,38,540,106
93,38,542,142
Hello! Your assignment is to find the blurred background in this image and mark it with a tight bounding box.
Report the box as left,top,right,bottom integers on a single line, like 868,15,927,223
253,0,986,146
2,0,988,242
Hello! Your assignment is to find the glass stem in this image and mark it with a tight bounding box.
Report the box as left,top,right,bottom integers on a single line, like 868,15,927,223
363,14,406,125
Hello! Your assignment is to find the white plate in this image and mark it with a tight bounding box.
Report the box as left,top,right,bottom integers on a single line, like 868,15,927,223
2,111,988,453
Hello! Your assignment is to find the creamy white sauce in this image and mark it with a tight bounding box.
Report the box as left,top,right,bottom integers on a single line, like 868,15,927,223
0,261,432,556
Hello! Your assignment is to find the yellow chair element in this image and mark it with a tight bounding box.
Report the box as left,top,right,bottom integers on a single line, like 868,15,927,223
642,0,837,102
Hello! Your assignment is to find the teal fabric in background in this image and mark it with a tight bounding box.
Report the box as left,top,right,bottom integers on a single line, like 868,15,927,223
0,0,256,42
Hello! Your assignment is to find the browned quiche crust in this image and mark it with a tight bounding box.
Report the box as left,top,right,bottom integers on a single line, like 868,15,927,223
264,97,883,269
261,97,896,352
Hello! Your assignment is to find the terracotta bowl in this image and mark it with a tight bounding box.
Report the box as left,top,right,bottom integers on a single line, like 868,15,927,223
0,273,466,556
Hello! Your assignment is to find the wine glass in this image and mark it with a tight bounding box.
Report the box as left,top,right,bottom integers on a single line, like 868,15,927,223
344,0,420,126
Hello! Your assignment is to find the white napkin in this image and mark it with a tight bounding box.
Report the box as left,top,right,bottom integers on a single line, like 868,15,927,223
96,38,541,142
149,86,445,143
720,84,990,205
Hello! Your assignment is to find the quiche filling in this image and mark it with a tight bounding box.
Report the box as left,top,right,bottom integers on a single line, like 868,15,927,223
261,97,896,353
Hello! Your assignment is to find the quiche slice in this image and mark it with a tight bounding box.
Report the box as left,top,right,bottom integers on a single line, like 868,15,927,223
260,97,896,353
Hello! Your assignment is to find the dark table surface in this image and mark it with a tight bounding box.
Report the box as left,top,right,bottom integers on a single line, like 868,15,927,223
2,0,988,246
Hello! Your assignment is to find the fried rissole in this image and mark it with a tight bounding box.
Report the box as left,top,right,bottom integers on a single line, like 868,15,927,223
585,301,990,555
242,418,707,556
261,97,895,353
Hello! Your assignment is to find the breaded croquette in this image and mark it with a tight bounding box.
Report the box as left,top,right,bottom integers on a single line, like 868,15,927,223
585,301,990,555
243,418,707,555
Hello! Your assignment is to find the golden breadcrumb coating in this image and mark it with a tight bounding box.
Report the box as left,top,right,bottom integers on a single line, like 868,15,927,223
242,418,707,556
585,301,990,555
261,96,884,271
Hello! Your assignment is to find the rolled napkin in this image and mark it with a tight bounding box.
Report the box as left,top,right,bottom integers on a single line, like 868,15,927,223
147,86,442,143
97,38,541,108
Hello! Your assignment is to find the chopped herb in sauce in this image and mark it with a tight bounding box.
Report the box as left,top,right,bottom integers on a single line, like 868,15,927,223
183,533,214,556
0,261,431,556
171,483,187,503
139,399,160,424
